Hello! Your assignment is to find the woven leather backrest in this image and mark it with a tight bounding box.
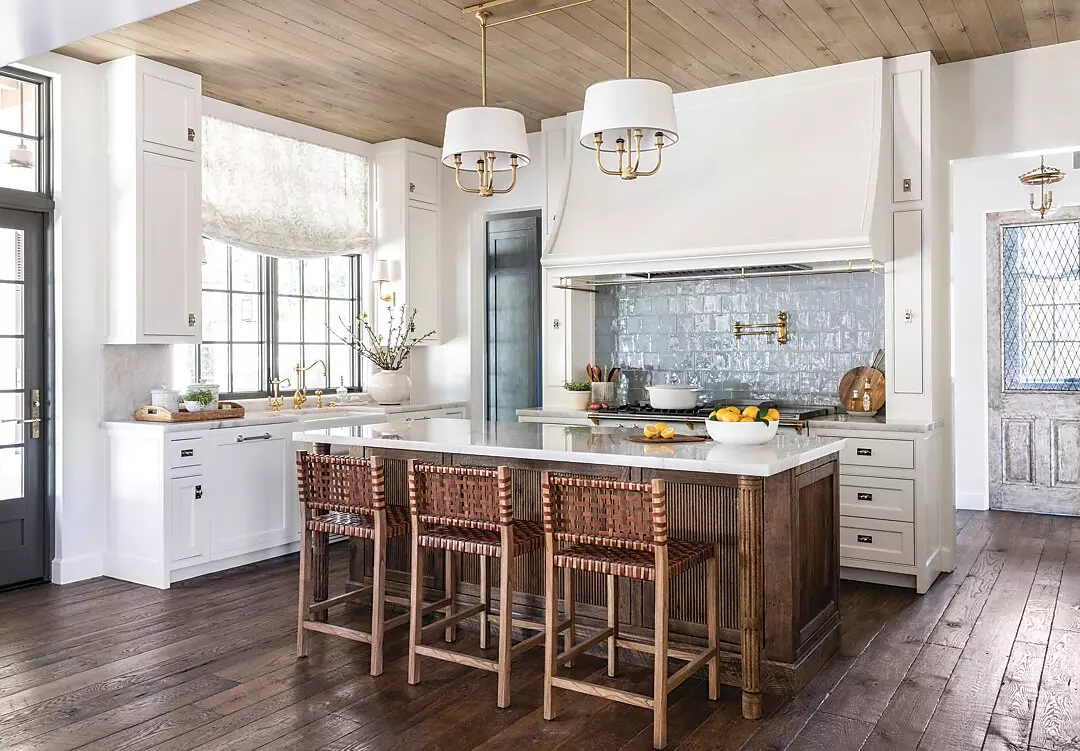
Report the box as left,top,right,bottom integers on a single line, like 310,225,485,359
541,474,667,549
296,451,384,513
407,461,512,530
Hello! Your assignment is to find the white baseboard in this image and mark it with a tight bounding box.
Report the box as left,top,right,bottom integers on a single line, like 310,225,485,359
956,491,989,511
50,552,104,584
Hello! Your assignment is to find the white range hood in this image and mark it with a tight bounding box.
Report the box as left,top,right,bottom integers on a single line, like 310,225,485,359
542,58,885,279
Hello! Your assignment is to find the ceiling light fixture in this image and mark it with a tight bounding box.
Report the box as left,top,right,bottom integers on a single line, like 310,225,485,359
8,82,33,169
441,10,530,197
1019,156,1065,219
579,0,677,180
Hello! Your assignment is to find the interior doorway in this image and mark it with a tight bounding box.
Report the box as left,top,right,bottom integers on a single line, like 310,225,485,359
484,211,542,422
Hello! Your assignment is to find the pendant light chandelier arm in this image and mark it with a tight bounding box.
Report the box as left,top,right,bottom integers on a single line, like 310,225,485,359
593,133,620,176
490,157,519,195
634,138,663,177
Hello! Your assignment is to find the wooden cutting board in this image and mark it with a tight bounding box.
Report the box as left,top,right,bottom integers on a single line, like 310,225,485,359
838,367,886,412
625,434,710,444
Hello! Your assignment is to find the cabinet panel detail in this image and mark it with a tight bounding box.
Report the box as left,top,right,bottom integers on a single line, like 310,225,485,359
1001,418,1036,485
892,70,922,202
892,209,924,394
1050,420,1080,488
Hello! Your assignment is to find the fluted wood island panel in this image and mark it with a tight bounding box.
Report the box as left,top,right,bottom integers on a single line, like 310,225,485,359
295,420,845,710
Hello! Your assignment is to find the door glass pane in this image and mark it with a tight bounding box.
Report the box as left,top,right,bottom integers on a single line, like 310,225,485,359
0,392,21,445
0,283,22,335
0,229,24,281
0,446,22,501
0,338,22,390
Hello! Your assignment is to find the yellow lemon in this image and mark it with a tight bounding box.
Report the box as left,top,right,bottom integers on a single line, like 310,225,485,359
643,425,659,439
765,408,780,422
654,422,669,431
719,411,740,423
742,405,760,419
739,416,756,423
708,411,717,420
660,426,675,439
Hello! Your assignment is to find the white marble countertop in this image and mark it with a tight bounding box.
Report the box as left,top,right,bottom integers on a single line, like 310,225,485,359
808,414,942,433
515,407,590,419
293,418,847,477
103,401,467,433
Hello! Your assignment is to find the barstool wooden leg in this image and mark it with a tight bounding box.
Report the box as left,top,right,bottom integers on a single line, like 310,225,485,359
296,523,312,659
479,555,491,650
653,562,670,749
444,550,458,644
563,568,576,668
607,573,619,677
312,531,329,623
370,529,387,676
497,542,513,708
707,546,720,700
543,551,558,720
408,531,425,686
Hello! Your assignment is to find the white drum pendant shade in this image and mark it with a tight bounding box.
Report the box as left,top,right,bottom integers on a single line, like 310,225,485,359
441,106,531,171
579,78,679,152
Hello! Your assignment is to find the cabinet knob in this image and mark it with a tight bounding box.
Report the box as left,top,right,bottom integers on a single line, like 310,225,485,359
902,178,912,193
856,534,873,544
409,182,416,193
195,485,202,499
188,313,196,327
188,127,196,143
553,318,561,330
904,309,913,323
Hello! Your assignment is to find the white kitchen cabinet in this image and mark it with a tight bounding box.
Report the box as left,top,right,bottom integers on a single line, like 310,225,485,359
375,139,442,344
207,425,297,560
891,70,922,202
103,55,202,344
891,210,924,394
169,475,208,565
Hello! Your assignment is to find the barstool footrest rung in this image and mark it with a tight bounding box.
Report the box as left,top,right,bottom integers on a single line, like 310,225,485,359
551,676,654,709
415,644,499,672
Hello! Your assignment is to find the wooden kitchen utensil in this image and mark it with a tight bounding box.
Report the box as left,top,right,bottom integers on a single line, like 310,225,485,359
838,367,885,413
625,434,711,444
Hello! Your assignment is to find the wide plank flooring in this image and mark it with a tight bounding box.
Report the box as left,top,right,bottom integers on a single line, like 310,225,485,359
1,509,1077,750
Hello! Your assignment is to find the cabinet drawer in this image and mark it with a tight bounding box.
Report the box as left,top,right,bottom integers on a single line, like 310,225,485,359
168,435,207,469
840,476,914,522
841,437,914,469
840,517,914,566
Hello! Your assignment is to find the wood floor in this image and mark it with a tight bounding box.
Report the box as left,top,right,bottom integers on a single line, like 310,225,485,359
1,509,1078,750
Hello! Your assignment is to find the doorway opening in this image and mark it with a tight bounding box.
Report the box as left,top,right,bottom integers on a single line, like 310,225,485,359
484,210,542,422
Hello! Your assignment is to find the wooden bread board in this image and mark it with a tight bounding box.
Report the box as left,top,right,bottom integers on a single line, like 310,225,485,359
134,401,246,423
838,367,885,412
625,434,710,444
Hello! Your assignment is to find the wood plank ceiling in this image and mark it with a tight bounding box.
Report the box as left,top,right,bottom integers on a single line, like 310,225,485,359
56,0,1080,146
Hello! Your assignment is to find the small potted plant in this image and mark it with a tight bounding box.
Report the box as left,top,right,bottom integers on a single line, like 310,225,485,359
182,387,216,413
563,378,592,410
335,304,436,405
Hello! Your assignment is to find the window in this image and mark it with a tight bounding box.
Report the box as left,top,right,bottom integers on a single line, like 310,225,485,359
1002,220,1080,391
191,240,363,398
0,69,48,195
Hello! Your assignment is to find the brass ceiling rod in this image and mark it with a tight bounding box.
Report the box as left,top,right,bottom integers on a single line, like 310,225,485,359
462,0,598,26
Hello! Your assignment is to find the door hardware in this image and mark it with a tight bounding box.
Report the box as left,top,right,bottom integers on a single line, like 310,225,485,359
188,127,195,142
902,178,912,192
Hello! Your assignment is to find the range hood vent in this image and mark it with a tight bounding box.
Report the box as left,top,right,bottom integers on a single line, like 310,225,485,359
542,58,885,279
554,259,883,291
626,264,813,280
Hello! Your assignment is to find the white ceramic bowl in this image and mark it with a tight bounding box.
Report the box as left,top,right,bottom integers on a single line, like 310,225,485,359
705,418,780,445
646,385,702,410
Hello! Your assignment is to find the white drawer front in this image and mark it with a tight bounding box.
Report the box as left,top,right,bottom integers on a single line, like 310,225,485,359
168,435,206,469
840,517,914,566
841,437,914,469
840,476,915,523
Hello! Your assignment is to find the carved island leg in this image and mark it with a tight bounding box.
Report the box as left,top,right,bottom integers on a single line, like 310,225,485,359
737,475,764,720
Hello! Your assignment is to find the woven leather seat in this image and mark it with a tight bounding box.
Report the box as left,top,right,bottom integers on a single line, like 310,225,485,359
419,520,544,557
555,538,713,581
308,506,410,539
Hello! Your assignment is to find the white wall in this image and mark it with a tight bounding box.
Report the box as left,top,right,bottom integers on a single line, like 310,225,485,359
410,131,546,418
940,41,1080,510
17,53,109,582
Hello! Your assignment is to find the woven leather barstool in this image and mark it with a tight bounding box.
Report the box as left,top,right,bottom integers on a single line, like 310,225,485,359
407,460,567,708
541,474,720,750
296,451,411,676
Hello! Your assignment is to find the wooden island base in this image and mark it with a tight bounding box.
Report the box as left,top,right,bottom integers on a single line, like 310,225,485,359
330,448,841,708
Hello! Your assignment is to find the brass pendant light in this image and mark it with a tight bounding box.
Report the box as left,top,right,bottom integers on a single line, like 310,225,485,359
1019,156,1065,219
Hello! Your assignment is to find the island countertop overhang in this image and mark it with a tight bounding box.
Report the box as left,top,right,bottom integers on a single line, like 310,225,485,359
292,418,847,477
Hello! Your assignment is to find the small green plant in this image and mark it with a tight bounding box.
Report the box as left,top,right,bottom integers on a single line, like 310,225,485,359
183,388,216,406
563,379,592,392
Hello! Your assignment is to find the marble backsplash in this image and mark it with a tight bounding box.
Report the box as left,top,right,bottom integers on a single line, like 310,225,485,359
593,271,886,407
101,344,183,420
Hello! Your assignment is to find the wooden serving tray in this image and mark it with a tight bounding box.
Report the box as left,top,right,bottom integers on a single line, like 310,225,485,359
625,434,710,444
134,401,246,423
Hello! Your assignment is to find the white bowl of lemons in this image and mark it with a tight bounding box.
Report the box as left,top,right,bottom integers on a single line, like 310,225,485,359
705,405,781,445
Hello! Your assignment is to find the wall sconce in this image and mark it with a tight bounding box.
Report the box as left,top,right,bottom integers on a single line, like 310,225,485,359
372,259,398,306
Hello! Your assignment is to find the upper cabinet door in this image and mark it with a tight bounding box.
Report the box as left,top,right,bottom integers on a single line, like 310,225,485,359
892,70,922,203
142,152,199,337
407,150,438,205
142,73,198,154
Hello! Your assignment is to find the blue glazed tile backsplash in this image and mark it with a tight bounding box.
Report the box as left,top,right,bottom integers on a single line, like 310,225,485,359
593,272,886,406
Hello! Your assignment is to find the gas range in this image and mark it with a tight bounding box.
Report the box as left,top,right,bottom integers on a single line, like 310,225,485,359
587,401,833,434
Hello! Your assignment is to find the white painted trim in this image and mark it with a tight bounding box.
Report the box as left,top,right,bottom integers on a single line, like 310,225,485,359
170,541,300,584
956,491,989,511
201,97,374,158
50,552,105,584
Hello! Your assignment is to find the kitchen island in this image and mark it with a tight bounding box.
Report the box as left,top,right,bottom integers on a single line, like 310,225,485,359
293,419,847,719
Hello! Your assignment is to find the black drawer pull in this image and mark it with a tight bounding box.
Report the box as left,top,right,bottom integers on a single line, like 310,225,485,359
180,448,194,458
857,492,873,501
195,485,202,499
856,448,872,456
857,534,873,544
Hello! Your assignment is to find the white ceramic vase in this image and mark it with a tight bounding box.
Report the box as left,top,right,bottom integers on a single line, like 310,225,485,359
368,369,411,405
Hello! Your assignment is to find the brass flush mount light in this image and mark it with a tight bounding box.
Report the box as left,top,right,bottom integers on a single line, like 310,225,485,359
1019,156,1065,219
441,10,530,197
579,0,678,179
